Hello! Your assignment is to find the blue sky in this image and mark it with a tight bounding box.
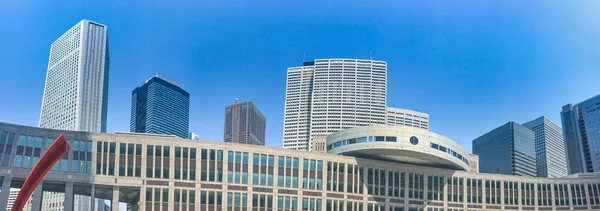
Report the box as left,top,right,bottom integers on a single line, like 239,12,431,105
1,1,599,152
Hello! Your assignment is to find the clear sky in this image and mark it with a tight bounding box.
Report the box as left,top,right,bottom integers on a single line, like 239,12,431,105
1,1,599,152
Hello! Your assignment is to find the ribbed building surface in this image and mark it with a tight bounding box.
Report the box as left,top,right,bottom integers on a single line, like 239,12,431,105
523,116,568,178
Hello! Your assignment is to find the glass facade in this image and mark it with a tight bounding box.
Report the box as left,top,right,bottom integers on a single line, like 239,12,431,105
561,95,600,174
130,75,190,138
473,122,537,177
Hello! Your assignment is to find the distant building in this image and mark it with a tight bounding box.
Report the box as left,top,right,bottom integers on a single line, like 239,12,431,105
473,122,537,177
561,94,600,173
130,75,190,138
188,132,200,140
385,107,429,130
523,116,568,178
224,101,266,145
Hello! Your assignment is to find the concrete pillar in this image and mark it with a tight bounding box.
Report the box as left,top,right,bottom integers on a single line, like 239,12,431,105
90,185,96,211
112,186,119,211
65,182,74,211
0,176,12,211
138,187,146,211
30,181,44,211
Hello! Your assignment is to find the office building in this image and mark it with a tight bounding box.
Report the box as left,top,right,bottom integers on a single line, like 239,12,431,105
473,122,537,177
38,20,110,133
523,116,568,178
1,122,599,211
34,19,109,211
562,95,600,174
130,75,190,138
385,107,429,130
224,101,266,145
283,59,387,150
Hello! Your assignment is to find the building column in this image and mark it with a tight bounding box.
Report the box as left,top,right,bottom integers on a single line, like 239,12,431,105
63,182,74,211
90,185,96,211
0,176,12,211
584,184,592,210
138,186,145,211
30,182,44,211
112,186,120,211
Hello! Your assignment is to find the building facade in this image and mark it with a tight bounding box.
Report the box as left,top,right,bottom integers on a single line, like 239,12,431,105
523,116,568,178
385,107,429,130
561,95,600,174
283,59,387,151
473,122,537,177
130,75,190,138
1,122,599,211
38,20,110,133
224,101,266,145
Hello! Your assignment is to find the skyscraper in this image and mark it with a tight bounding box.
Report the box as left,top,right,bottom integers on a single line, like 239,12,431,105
561,94,600,174
131,75,189,138
39,20,110,133
224,100,266,145
473,122,537,177
35,19,109,211
283,59,387,150
523,116,568,178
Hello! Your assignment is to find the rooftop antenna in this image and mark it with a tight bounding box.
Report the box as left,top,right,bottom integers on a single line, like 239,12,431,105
303,52,306,62
369,49,373,60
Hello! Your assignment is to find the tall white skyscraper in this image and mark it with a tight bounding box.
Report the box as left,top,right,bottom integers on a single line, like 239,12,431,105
39,19,110,133
283,59,387,150
32,19,109,211
523,116,568,178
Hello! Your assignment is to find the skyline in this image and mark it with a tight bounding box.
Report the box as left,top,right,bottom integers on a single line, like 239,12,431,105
1,1,600,152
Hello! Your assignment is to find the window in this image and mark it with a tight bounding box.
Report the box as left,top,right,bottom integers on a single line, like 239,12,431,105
410,136,418,145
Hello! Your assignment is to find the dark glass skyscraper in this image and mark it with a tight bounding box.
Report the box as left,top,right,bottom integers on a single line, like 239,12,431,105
473,122,537,177
131,75,189,138
561,94,600,174
224,100,266,145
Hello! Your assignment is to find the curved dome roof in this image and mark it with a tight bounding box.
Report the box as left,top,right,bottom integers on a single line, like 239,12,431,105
326,125,471,171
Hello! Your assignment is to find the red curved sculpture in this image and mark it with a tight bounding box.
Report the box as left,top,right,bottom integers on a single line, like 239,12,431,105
11,134,70,211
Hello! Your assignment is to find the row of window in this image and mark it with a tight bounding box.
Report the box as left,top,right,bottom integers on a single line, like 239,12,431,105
430,143,469,166
327,136,401,151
